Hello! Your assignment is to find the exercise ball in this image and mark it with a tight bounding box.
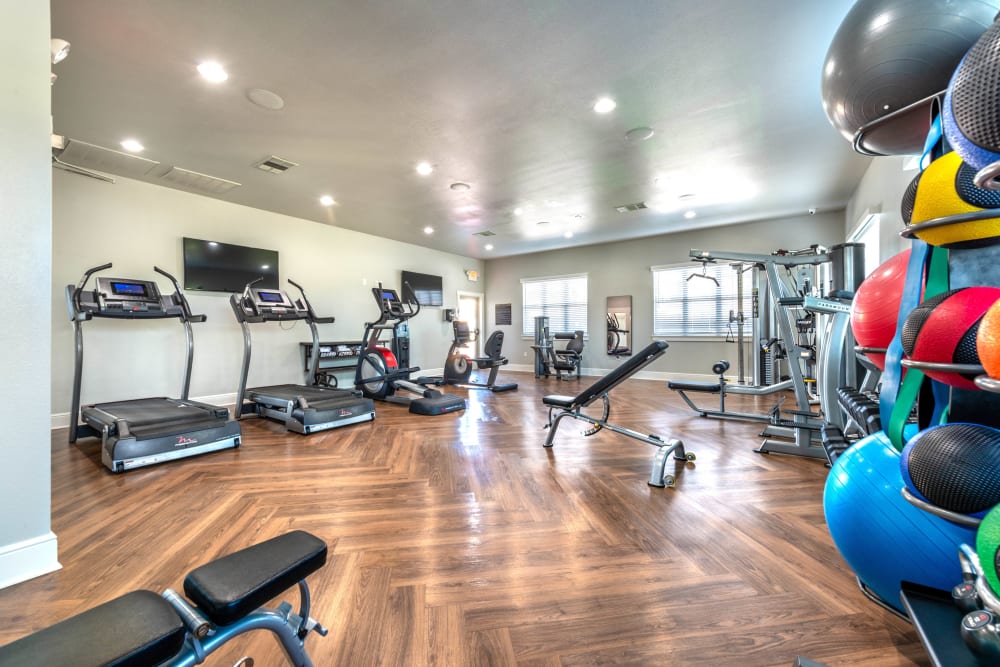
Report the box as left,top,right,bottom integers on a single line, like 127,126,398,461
978,298,1000,378
901,423,1000,518
901,286,1000,389
824,431,977,612
851,249,911,370
903,151,1000,248
821,0,999,155
943,18,1000,173
977,505,1000,600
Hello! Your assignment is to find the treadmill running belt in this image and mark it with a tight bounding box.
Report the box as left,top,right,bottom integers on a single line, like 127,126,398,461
86,397,224,425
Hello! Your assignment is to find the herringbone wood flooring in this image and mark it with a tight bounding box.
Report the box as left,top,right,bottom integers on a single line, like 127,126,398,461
0,373,928,666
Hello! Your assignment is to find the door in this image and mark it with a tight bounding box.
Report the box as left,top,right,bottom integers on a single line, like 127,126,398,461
457,292,482,358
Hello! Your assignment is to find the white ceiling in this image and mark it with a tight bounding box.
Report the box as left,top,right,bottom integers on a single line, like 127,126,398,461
50,0,871,259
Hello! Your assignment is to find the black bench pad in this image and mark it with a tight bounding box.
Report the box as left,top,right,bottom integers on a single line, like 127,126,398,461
0,590,184,667
184,530,327,626
543,394,578,408
667,380,722,393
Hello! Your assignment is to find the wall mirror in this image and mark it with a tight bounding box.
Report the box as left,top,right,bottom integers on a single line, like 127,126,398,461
606,295,632,356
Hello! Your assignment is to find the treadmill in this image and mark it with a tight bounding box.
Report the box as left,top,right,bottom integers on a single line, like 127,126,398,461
230,278,375,433
67,264,241,473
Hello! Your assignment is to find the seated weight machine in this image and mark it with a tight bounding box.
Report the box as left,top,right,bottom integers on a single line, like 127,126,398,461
531,316,585,379
0,531,329,667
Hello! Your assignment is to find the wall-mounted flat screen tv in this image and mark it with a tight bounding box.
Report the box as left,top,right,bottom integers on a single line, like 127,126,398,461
183,237,279,293
401,270,443,307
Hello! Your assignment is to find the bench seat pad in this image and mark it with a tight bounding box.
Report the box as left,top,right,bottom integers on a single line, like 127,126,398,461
184,530,327,626
666,380,722,393
542,394,578,409
0,590,184,667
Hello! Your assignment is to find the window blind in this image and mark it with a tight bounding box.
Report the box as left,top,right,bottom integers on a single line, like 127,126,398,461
521,274,588,336
652,263,751,337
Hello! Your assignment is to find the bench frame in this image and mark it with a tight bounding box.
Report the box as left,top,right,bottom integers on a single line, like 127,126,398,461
543,341,695,487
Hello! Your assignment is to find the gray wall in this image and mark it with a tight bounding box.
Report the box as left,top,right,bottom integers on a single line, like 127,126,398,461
845,155,914,262
51,170,483,420
0,1,59,588
483,211,846,378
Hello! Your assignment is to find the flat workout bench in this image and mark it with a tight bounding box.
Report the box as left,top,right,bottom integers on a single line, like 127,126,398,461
543,341,695,487
0,530,328,667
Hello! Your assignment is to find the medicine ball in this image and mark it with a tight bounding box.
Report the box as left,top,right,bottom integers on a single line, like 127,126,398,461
901,423,1000,519
901,286,1000,389
902,151,1000,248
977,505,1000,600
978,298,1000,378
822,0,999,155
943,18,1000,180
850,249,911,370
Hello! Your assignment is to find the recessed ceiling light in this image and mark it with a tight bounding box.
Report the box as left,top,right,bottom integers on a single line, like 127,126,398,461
120,139,144,153
593,97,616,113
416,161,434,176
625,126,654,142
247,88,285,110
450,181,471,191
424,226,434,234
564,231,574,238
319,195,336,207
684,211,697,219
485,244,494,251
197,61,228,83
513,207,524,216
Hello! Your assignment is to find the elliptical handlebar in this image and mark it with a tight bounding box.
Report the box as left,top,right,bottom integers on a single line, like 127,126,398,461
400,281,421,319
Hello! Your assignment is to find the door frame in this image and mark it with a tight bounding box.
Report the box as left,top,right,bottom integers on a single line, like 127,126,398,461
456,290,484,357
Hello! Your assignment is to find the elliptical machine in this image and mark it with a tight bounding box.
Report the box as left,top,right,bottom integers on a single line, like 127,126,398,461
439,321,517,392
355,283,466,415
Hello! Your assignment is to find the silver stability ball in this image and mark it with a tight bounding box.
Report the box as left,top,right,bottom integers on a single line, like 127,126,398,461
821,0,999,156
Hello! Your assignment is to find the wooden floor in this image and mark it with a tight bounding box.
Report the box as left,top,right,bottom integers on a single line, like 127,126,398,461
0,372,928,666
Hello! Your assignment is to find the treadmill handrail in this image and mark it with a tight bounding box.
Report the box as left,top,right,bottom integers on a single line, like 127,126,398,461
288,278,334,325
69,262,113,320
155,266,206,323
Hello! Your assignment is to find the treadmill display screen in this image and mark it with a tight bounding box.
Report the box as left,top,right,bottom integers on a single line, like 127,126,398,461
111,281,148,297
258,291,284,303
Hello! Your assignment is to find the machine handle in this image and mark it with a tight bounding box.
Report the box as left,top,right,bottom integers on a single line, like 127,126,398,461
71,262,113,317
401,281,421,319
288,278,330,323
154,265,205,322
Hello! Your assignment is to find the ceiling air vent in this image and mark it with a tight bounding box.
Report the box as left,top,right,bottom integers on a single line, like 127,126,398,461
473,230,496,237
57,139,160,178
615,201,648,213
254,155,298,173
160,166,241,194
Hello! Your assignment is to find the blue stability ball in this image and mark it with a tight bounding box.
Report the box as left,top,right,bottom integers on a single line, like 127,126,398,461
824,431,977,612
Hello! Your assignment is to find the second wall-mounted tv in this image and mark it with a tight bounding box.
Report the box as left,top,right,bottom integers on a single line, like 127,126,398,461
183,237,279,293
401,270,443,307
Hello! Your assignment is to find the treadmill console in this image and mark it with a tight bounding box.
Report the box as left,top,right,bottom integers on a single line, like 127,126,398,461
93,277,166,315
247,287,305,319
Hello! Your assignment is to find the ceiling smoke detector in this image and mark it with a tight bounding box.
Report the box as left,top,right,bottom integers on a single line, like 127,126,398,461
254,155,298,173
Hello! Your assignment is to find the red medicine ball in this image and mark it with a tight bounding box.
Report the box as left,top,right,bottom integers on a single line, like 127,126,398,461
901,286,1000,389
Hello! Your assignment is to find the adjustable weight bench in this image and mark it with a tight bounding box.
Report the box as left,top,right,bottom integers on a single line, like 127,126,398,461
542,341,695,487
0,530,328,667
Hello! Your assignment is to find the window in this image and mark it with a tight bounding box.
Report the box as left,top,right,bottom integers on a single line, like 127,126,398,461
521,273,588,336
652,263,751,337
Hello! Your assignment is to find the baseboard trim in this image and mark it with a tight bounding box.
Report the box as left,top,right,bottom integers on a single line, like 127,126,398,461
0,532,61,590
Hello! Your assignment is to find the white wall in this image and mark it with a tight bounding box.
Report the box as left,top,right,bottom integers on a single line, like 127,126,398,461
0,1,59,588
483,211,846,378
52,170,483,420
844,155,916,262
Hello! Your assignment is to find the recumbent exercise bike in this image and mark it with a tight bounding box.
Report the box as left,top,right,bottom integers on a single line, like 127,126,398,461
436,320,517,392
